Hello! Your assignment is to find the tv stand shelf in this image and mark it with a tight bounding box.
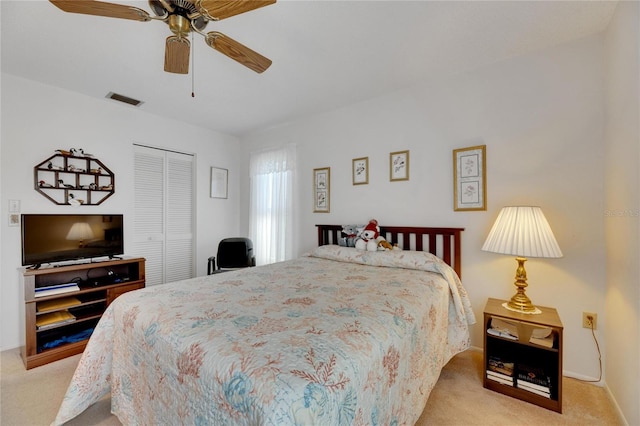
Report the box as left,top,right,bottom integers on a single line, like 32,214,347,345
21,257,145,369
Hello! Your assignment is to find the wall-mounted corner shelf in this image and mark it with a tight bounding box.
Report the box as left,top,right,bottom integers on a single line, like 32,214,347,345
34,153,115,205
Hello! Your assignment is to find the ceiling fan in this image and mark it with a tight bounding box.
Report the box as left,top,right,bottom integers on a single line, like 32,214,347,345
49,0,275,74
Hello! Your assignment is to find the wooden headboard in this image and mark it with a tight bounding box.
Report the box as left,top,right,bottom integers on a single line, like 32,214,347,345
316,225,464,278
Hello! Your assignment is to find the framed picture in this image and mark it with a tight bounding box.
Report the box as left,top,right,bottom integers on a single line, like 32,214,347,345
210,167,228,199
390,150,409,181
453,145,486,211
313,167,330,213
352,157,368,185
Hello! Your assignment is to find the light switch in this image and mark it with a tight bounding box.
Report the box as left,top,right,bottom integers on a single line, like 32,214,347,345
9,200,20,213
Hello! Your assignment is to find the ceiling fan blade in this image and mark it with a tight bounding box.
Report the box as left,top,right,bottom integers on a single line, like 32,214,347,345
164,36,190,74
49,1,151,21
196,0,275,21
206,32,271,73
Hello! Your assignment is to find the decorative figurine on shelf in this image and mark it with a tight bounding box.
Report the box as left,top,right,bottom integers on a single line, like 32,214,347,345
56,149,72,156
89,183,97,190
100,184,113,191
68,148,93,158
58,179,75,189
68,164,76,171
47,161,53,169
68,194,84,206
39,180,53,188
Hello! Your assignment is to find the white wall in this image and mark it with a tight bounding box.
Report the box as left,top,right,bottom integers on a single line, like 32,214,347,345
241,35,608,381
0,74,242,351
603,2,640,425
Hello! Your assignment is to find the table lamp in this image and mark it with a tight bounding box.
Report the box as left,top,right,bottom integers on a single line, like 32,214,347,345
482,206,562,314
66,222,95,248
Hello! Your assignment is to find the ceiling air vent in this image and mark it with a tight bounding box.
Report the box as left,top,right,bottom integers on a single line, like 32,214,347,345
106,92,144,107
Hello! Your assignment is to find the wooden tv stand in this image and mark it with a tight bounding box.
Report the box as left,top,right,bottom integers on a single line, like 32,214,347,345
21,257,145,369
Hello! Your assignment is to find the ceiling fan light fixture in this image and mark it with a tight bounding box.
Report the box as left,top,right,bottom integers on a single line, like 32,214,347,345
168,14,191,36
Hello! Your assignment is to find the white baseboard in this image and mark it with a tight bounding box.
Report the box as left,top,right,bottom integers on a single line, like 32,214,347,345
604,383,630,426
563,370,603,386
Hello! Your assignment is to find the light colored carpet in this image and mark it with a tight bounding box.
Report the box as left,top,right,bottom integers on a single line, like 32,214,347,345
417,350,623,426
1,348,623,425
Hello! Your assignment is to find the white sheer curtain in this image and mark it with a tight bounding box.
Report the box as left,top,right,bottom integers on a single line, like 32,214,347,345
249,144,296,265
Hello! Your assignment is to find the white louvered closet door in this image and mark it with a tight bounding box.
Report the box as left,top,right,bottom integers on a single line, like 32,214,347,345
132,145,195,286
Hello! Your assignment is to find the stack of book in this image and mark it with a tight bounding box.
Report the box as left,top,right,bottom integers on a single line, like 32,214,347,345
36,296,82,312
487,355,514,386
34,282,80,298
516,364,552,398
35,310,76,330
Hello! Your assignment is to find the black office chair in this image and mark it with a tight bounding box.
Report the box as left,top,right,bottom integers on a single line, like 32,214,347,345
207,237,255,274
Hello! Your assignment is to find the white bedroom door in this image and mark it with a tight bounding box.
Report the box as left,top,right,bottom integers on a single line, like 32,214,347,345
132,144,195,286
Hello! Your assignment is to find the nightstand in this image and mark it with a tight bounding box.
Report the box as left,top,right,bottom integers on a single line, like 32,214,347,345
483,297,563,413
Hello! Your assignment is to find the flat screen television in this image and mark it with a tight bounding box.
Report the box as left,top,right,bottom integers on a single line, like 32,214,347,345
21,214,124,266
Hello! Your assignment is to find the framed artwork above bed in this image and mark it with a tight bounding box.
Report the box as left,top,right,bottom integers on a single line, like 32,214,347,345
390,150,409,181
352,157,368,185
453,145,487,211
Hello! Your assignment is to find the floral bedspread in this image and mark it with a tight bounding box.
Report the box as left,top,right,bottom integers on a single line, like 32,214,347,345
54,246,475,426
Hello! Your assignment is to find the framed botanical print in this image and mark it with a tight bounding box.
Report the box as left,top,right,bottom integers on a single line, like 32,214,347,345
352,157,368,185
210,167,228,199
390,150,409,181
313,167,330,213
453,145,486,211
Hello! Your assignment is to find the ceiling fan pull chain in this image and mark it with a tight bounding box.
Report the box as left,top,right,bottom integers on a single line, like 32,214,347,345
192,31,195,98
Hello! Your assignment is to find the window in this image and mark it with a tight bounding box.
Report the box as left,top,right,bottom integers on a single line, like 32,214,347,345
132,145,195,285
249,145,296,265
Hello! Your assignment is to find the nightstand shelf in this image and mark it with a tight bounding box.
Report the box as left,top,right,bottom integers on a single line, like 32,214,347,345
483,298,563,413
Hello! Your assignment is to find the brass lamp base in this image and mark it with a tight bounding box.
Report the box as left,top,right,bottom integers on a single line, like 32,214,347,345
506,257,542,314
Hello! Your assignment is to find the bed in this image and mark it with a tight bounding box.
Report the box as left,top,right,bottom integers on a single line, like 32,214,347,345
54,225,475,425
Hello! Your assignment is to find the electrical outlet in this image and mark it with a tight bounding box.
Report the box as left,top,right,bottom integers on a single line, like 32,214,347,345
582,312,597,329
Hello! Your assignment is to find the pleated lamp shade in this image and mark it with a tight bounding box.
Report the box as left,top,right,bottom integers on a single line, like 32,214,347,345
482,206,562,258
66,222,95,242
482,206,562,313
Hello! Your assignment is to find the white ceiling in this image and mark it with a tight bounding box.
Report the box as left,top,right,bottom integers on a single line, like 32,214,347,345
1,1,617,137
